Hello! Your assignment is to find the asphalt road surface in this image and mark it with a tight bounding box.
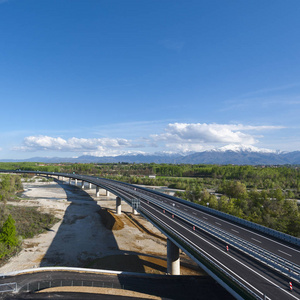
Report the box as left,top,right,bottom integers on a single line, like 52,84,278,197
0,270,234,300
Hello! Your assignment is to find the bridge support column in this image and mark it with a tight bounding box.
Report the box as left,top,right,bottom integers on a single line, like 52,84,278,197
96,186,100,197
167,239,180,275
132,207,138,215
75,179,77,185
69,178,71,185
81,181,85,189
88,183,92,189
116,197,122,215
106,190,110,197
58,176,60,181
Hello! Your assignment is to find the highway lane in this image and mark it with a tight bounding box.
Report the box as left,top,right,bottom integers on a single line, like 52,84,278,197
2,171,300,299
122,180,299,261
158,195,300,263
97,177,300,265
142,201,300,300
92,177,300,299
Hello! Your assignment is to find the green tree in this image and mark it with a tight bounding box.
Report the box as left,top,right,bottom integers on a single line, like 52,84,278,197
0,214,19,248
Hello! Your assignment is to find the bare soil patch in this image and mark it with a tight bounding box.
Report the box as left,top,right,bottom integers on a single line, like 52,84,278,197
98,208,124,231
37,286,162,299
0,179,204,276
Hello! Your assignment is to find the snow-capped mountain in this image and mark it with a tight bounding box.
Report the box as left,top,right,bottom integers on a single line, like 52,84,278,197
211,144,278,154
1,146,299,165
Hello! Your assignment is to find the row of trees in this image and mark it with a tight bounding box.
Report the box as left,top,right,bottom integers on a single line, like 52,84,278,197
1,162,299,191
175,182,300,237
0,163,299,236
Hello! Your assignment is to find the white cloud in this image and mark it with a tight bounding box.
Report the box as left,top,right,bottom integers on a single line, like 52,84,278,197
152,123,256,144
14,135,137,156
12,123,284,156
151,123,283,152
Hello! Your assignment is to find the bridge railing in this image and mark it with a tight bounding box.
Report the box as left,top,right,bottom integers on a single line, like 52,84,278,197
110,182,300,283
5,169,299,247
0,282,17,293
140,206,264,300
93,175,300,247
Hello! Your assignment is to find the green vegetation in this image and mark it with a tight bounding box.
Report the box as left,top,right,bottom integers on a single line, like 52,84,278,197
0,162,300,237
0,173,59,263
0,214,19,258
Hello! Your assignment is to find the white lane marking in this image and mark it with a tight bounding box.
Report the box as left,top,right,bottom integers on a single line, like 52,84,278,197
184,208,188,211
215,222,222,226
198,210,300,254
192,212,197,215
278,250,292,257
144,205,297,300
143,207,266,299
231,229,239,233
251,238,262,244
203,217,208,220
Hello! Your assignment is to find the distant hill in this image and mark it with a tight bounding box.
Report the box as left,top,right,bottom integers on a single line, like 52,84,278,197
1,149,300,165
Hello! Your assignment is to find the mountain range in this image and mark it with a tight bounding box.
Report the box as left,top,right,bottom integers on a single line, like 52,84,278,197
1,148,300,165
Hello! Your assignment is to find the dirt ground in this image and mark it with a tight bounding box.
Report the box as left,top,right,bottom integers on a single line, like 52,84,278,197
37,286,163,299
0,178,204,276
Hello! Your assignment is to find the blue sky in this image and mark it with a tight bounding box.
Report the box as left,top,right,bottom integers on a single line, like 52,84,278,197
0,0,300,159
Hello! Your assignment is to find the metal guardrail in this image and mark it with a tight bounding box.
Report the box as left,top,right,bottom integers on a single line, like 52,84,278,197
0,282,17,293
108,182,300,283
92,180,271,299
136,182,300,247
1,171,297,299
5,170,300,247
18,279,121,293
140,206,264,300
196,205,300,247
94,175,300,247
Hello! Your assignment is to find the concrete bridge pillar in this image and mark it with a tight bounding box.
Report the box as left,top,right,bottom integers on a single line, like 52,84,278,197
132,207,138,215
69,178,71,185
167,239,180,275
88,183,92,189
96,186,100,197
81,181,85,189
58,176,60,181
116,197,122,215
106,190,110,197
75,179,77,185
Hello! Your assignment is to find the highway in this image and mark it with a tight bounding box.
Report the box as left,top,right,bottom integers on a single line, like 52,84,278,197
1,170,300,299
89,176,300,300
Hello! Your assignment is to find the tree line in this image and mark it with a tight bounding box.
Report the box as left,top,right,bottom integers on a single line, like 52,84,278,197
1,162,299,237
